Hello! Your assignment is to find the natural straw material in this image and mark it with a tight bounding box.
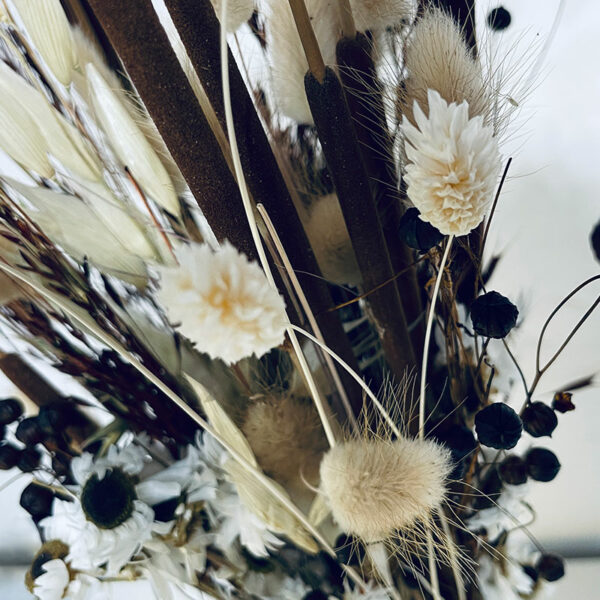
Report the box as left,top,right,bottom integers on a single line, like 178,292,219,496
86,0,256,260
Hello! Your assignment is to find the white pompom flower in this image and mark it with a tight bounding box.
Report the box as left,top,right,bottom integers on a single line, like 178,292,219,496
33,559,70,600
156,242,287,365
402,89,501,236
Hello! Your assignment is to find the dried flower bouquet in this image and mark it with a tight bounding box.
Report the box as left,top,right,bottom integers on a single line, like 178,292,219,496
0,1,596,599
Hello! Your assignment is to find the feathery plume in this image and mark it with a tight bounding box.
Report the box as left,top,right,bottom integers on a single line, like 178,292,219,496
0,61,100,181
398,8,491,126
320,437,451,542
242,395,329,488
402,90,501,236
86,63,180,215
156,242,287,364
11,0,76,85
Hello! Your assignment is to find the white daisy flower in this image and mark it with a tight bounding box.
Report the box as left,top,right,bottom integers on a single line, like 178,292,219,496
402,89,501,237
33,558,70,600
40,441,154,575
156,242,287,365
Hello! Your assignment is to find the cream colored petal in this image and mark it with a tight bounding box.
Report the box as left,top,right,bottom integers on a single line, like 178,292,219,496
12,0,76,85
86,63,180,215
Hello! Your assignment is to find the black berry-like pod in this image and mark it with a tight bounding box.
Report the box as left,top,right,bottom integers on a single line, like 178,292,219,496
475,403,523,449
552,391,576,413
17,447,42,473
0,397,24,425
499,455,528,485
536,553,565,582
16,418,46,446
522,402,558,438
590,220,600,262
470,291,519,339
0,443,20,470
19,483,54,521
398,208,444,252
525,448,561,482
487,6,512,31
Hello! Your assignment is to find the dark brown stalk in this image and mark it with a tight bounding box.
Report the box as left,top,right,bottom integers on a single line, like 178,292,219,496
305,68,416,382
336,34,424,357
86,0,257,261
287,0,326,82
164,0,364,419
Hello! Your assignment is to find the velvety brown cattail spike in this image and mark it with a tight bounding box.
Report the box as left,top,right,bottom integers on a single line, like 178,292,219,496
86,0,257,260
305,67,417,381
336,34,424,359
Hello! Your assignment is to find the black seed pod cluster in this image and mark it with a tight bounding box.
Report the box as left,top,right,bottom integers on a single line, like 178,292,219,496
17,447,42,473
470,291,519,339
536,554,565,582
16,418,46,446
499,455,528,485
522,402,558,438
487,6,512,31
525,448,561,482
475,403,523,449
398,208,444,252
0,443,21,470
302,591,329,600
0,398,24,425
20,483,54,521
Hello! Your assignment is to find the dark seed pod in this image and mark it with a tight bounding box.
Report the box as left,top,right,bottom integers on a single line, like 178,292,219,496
536,553,565,582
487,6,512,31
0,397,24,425
552,391,575,413
16,417,46,446
475,403,523,449
0,424,5,440
499,455,528,485
522,402,558,438
525,448,561,482
470,291,519,339
17,447,42,473
302,592,328,600
37,404,68,435
0,443,21,470
591,220,600,262
19,482,54,520
398,207,444,252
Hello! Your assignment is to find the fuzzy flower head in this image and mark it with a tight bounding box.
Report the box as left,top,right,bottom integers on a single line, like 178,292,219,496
402,90,501,236
156,242,287,365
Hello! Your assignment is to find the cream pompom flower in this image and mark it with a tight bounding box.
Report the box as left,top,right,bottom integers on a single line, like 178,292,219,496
402,89,501,236
156,242,287,365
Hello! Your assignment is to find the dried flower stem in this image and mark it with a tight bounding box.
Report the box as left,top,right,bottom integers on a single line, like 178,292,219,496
287,0,326,82
86,0,257,259
304,67,417,381
165,0,364,418
336,34,424,358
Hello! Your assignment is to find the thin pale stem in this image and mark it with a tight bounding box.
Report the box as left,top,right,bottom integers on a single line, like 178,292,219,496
219,1,335,447
257,203,357,431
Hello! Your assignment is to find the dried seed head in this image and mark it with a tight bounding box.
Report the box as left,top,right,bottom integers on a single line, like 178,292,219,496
320,438,452,542
243,395,328,487
398,9,490,126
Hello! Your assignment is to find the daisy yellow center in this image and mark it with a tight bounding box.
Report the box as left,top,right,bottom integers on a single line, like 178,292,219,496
80,468,136,530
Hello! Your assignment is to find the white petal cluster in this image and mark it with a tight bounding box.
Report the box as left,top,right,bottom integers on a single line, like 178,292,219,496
402,90,501,236
41,497,154,575
33,559,70,600
156,242,287,365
